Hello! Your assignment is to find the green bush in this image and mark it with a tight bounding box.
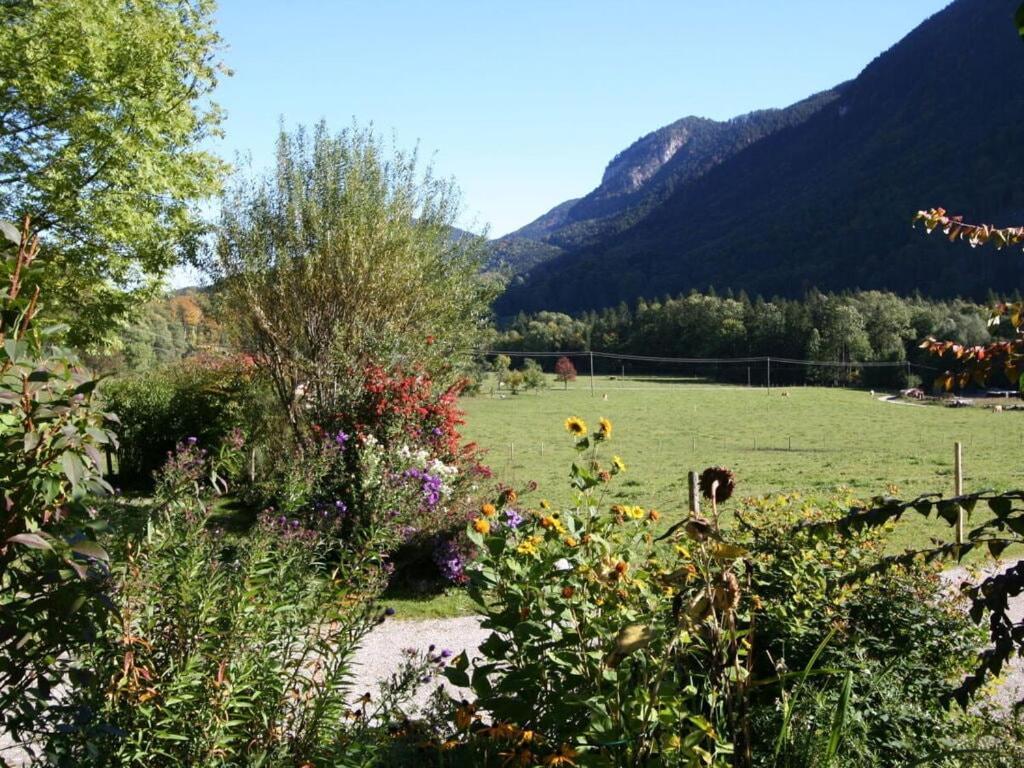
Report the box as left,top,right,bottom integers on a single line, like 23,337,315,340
101,355,270,486
48,440,437,766
739,492,1014,768
0,220,118,750
423,418,1020,767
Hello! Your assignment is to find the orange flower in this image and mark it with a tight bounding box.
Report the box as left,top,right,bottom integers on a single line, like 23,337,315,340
648,509,660,522
481,503,497,517
543,744,578,766
561,586,575,599
473,518,491,535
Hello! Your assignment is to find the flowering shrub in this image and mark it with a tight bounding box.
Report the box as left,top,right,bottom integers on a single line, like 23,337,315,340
255,360,490,585
437,417,749,766
49,440,441,765
425,418,1015,768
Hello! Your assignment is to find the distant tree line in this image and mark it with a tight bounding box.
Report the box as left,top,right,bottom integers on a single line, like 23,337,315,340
493,289,1015,389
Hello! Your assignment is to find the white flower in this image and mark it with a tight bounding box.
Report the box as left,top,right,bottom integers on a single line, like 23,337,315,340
553,558,573,572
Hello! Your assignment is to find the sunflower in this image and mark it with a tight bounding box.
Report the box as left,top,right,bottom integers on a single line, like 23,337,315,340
597,417,612,440
473,518,491,535
563,416,587,437
611,455,626,473
699,466,736,503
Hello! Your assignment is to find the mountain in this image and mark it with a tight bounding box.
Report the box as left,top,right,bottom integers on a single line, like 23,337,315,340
496,0,1024,316
488,89,843,272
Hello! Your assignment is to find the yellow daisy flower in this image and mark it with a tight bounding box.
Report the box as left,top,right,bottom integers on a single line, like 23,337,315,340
473,518,491,535
597,417,612,440
611,455,626,472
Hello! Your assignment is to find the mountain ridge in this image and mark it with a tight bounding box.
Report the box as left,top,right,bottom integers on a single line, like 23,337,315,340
495,0,1024,316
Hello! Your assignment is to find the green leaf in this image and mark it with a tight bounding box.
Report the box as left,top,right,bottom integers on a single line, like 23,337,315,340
988,496,1013,519
0,220,19,245
70,540,108,562
936,500,960,526
23,431,40,452
7,532,52,550
61,451,85,486
987,539,1010,559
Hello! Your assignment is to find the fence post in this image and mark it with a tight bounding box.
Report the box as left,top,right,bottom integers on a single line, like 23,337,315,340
954,441,964,545
688,470,701,518
589,351,595,397
766,356,771,394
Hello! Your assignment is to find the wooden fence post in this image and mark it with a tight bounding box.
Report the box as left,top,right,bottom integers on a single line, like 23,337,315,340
688,470,701,518
954,441,964,545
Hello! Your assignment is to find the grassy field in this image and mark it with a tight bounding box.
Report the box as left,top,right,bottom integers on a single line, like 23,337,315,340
387,377,1023,618
461,377,1024,551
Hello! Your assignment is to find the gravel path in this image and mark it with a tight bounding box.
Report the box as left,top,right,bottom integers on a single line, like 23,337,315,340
941,561,1023,712
351,615,491,711
356,564,1024,715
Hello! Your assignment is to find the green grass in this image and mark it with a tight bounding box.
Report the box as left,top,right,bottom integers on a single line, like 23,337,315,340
460,377,1024,555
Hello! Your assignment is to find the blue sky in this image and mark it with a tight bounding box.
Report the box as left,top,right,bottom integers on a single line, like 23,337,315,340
209,0,952,238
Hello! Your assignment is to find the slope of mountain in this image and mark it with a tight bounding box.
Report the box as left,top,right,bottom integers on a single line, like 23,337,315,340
488,88,844,272
497,0,1024,316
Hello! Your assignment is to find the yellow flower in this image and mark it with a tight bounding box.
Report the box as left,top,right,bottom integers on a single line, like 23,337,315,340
611,456,626,473
540,499,551,510
473,518,491,535
626,506,645,520
516,535,542,556
540,515,566,534
563,536,578,547
563,416,587,437
481,503,497,517
597,417,612,440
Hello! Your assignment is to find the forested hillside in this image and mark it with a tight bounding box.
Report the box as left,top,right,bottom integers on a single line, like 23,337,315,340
497,0,1024,315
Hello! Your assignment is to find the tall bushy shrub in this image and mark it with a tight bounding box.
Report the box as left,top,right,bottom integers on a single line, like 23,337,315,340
0,219,118,749
49,440,440,766
102,354,269,485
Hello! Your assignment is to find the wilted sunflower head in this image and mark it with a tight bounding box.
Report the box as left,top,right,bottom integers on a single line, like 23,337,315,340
564,416,587,436
699,466,736,503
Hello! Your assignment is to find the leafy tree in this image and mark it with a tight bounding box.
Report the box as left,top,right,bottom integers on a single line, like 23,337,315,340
0,0,228,341
492,354,512,388
554,355,577,388
521,357,546,390
213,122,494,443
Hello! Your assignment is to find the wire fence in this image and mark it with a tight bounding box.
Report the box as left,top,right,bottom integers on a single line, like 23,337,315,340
473,349,939,393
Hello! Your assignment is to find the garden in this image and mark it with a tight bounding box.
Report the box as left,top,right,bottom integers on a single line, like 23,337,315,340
3,2,1024,766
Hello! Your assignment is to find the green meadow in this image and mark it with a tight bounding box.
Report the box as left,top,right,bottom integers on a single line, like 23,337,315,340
461,377,1024,551
388,377,1022,618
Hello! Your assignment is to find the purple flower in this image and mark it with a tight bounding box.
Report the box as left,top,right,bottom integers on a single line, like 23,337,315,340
384,607,396,616
440,648,453,659
503,508,524,529
334,430,350,447
186,436,198,446
334,500,348,514
432,427,444,437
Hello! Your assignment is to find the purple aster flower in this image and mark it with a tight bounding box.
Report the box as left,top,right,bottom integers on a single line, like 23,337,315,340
503,508,524,529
